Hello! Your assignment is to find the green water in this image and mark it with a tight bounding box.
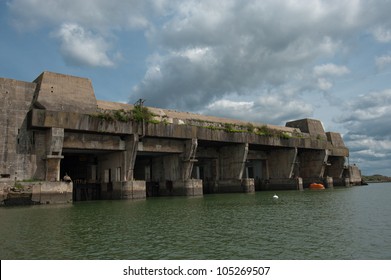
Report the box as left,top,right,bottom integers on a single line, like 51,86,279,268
1,183,391,260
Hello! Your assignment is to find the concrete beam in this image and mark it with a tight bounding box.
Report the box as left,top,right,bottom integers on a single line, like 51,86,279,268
63,132,125,151
138,138,185,153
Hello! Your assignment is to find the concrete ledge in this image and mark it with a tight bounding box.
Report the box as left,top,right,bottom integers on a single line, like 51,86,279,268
32,182,73,204
172,179,203,196
264,178,303,191
0,181,72,205
121,180,146,199
215,179,255,193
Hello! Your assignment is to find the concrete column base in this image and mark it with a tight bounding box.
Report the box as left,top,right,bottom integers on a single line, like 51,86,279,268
241,178,255,193
215,178,255,193
344,178,351,186
265,178,303,191
120,180,146,199
171,179,203,196
332,178,346,186
324,176,334,188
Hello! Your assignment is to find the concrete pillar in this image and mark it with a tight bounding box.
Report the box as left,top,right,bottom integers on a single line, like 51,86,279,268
325,176,334,188
45,156,63,181
45,128,64,181
124,134,139,181
182,138,198,180
297,177,303,190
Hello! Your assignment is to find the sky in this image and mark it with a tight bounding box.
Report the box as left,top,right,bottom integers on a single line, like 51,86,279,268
1,0,391,176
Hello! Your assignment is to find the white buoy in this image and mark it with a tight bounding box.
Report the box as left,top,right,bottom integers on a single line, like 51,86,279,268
273,194,279,199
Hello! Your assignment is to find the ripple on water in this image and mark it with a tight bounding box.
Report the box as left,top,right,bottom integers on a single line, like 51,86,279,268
1,184,391,259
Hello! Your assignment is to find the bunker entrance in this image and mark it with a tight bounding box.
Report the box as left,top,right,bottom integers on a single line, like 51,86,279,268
60,152,100,201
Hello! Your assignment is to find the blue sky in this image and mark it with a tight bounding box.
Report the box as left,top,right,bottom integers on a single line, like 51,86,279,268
1,0,391,176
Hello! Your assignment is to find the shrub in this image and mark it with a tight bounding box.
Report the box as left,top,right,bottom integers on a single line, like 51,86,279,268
132,105,154,122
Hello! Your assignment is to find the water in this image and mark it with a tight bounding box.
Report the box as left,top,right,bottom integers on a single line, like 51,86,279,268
1,183,391,260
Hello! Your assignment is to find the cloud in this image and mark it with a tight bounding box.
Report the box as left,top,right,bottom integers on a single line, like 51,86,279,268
375,55,391,70
336,89,391,174
373,26,391,43
201,89,313,125
132,1,375,116
313,63,350,77
317,78,333,91
312,63,350,91
7,0,155,31
54,23,116,67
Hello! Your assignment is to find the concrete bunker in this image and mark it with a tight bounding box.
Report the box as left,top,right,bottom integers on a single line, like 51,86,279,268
0,71,363,205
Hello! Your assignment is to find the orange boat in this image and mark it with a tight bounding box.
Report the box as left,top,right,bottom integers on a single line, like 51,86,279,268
309,183,325,190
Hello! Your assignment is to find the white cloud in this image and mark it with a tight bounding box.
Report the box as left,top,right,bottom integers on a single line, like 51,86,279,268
312,63,349,91
313,63,350,77
317,78,333,91
336,89,391,157
335,89,391,174
375,55,391,69
8,0,155,31
204,100,255,121
373,26,391,43
55,23,116,67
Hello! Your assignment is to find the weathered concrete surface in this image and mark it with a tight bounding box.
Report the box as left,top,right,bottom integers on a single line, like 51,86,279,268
220,143,248,180
33,72,97,114
101,181,146,200
214,179,255,193
267,148,297,179
63,132,125,151
0,181,72,205
346,165,362,185
172,179,203,196
264,178,303,191
30,109,135,135
286,119,327,140
31,182,73,204
0,77,36,180
120,180,146,199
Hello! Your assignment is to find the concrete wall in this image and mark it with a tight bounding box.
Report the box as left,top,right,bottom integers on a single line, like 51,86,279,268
267,148,297,179
219,143,248,180
298,149,327,179
0,78,36,181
